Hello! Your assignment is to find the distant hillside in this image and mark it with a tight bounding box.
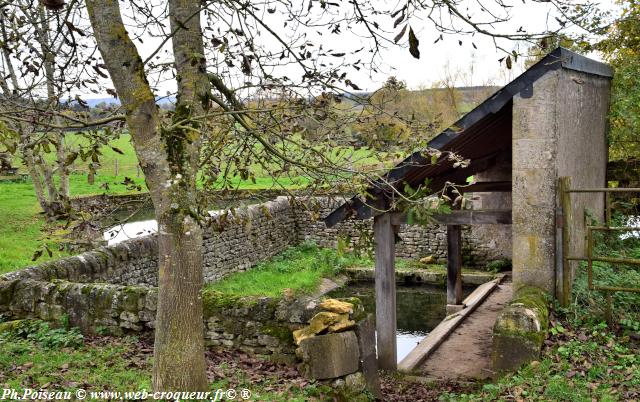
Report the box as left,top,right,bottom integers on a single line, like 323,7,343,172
420,86,500,105
70,96,177,108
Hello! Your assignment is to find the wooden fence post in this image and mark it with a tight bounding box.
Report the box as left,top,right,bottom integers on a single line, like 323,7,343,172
557,176,572,307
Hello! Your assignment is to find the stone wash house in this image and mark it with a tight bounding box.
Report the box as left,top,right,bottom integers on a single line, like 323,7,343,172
324,48,612,368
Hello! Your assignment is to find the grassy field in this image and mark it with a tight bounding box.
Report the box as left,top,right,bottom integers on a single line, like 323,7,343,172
1,129,389,274
28,133,385,180
204,243,369,297
0,173,152,274
0,170,304,274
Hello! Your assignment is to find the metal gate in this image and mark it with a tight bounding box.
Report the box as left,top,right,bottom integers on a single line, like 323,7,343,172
557,177,640,322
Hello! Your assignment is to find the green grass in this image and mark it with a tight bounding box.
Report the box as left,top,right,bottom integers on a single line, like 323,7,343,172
0,318,330,400
205,243,369,297
0,324,150,392
0,173,152,274
441,316,640,401
0,171,307,274
0,181,63,274
28,133,384,182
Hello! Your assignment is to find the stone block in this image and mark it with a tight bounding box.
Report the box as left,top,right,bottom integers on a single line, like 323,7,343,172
493,286,549,372
319,299,353,314
298,331,360,380
333,372,369,402
257,334,280,347
446,304,465,315
120,311,139,323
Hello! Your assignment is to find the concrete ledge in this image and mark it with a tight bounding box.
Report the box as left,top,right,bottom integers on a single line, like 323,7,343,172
492,286,549,372
398,275,505,372
344,266,498,286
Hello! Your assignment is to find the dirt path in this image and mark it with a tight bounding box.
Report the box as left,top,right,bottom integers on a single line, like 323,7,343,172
419,279,513,380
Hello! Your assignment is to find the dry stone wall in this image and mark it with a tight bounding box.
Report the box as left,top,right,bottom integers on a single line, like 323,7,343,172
202,197,298,283
0,278,321,362
2,196,507,290
0,195,509,354
296,198,509,266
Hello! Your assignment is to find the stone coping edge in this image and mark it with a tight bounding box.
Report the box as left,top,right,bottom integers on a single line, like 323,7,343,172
343,266,499,286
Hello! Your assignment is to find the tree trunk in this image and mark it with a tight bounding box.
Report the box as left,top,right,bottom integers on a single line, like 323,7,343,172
151,0,210,391
153,215,207,390
2,5,70,221
86,0,208,391
21,143,49,213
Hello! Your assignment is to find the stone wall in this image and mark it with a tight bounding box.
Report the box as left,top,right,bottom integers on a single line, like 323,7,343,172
0,278,328,362
296,198,509,266
3,196,508,290
202,197,298,283
0,236,159,286
0,195,509,360
2,198,298,287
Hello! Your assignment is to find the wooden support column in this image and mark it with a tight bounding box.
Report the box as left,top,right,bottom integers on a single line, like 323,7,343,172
374,213,397,370
446,225,463,305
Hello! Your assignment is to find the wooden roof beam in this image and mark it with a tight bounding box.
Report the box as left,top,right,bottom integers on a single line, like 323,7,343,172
389,209,512,226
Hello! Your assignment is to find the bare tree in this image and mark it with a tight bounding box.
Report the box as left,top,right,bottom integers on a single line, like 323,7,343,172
0,0,115,220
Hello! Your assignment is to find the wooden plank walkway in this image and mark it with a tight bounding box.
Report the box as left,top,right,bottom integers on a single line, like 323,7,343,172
418,278,513,380
398,276,503,372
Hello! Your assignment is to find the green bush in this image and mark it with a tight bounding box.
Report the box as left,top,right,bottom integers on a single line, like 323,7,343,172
486,258,512,273
8,320,84,349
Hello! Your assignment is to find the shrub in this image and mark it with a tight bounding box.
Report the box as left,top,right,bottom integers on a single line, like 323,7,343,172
10,320,84,349
486,258,512,273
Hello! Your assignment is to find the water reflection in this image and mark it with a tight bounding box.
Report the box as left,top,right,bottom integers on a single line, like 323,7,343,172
328,283,473,363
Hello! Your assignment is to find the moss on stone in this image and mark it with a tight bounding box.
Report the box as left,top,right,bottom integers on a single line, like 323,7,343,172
0,319,29,334
0,280,17,306
509,285,549,332
332,297,366,323
202,289,239,310
493,285,550,372
201,289,261,316
80,284,95,295
261,324,293,343
120,286,147,312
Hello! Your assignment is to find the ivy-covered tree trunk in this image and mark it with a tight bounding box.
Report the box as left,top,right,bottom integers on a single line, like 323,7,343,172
85,0,208,391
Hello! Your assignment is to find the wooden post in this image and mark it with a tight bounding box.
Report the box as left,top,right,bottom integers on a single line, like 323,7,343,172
446,225,463,305
558,177,572,307
114,159,119,176
136,165,141,178
374,213,397,370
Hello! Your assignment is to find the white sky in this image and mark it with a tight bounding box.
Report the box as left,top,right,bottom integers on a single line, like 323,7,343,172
86,0,617,99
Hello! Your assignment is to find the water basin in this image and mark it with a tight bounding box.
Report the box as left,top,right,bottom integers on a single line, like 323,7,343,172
328,282,473,363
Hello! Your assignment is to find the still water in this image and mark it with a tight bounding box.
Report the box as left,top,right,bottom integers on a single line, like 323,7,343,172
328,283,473,363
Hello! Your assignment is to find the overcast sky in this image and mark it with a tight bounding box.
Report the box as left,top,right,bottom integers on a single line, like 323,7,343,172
87,0,617,99
301,0,615,91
